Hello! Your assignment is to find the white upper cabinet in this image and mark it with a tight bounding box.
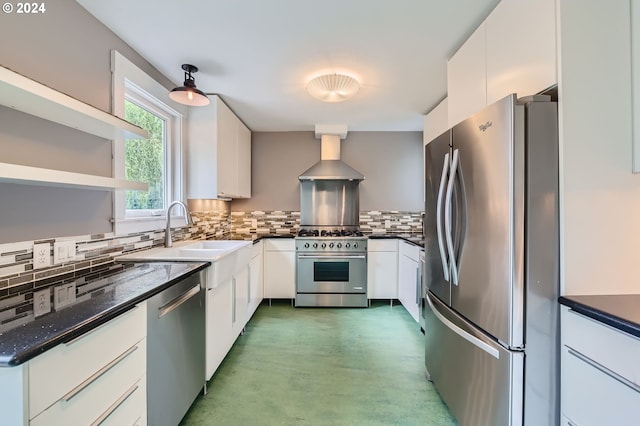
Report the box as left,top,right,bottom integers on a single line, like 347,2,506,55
423,97,448,146
187,95,251,199
447,22,487,127
632,2,640,173
447,0,557,126
237,122,252,197
485,0,557,104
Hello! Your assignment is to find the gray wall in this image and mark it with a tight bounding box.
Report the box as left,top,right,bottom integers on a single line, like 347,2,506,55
0,0,174,243
232,131,424,212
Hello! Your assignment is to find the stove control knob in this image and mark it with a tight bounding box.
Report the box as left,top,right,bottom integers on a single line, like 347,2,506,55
337,243,342,248
312,243,318,249
321,243,327,249
345,243,351,248
304,243,310,248
329,243,334,248
353,242,358,249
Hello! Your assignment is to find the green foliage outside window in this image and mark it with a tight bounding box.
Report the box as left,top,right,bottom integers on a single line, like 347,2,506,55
124,100,165,210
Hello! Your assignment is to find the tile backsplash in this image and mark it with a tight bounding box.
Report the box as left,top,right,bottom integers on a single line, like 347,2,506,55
0,208,422,328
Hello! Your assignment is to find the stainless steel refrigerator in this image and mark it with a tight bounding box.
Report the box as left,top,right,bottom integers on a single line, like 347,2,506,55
423,94,559,426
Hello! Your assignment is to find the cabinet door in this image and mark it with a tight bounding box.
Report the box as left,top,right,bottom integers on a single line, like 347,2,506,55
187,102,218,199
206,278,233,380
447,22,487,127
237,121,251,198
423,97,448,146
367,251,398,299
233,266,249,335
216,99,237,198
248,250,263,317
486,0,556,104
398,253,419,322
263,250,295,299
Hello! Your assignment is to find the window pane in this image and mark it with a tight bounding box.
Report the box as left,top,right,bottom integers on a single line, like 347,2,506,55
124,100,165,210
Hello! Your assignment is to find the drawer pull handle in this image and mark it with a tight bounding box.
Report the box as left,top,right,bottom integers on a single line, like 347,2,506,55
90,382,139,426
567,347,640,393
62,344,138,402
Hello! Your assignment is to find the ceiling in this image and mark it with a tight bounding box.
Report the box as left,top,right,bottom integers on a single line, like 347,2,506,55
76,0,499,132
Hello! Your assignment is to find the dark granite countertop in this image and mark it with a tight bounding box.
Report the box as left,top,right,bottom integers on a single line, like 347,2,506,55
367,233,424,248
251,234,295,243
559,294,640,339
0,261,208,367
230,232,424,246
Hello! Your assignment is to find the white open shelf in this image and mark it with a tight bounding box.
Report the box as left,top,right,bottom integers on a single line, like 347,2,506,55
0,65,148,140
0,162,149,191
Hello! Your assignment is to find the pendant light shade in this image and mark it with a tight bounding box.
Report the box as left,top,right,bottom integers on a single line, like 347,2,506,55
306,73,360,103
169,64,209,106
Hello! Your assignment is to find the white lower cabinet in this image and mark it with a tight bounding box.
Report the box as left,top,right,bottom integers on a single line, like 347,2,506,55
263,239,295,299
29,303,147,425
248,241,264,317
367,239,398,300
398,241,421,323
561,306,640,426
232,265,249,337
206,277,234,381
204,245,256,381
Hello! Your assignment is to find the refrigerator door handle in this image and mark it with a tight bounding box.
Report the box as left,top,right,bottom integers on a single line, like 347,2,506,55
427,293,500,359
436,153,451,281
445,149,459,285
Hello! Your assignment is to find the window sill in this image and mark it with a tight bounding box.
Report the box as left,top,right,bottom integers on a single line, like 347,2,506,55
113,215,188,236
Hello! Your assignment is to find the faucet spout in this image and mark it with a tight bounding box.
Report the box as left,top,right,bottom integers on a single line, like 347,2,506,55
165,201,192,248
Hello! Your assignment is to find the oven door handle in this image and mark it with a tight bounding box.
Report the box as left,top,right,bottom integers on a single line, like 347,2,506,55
297,254,366,260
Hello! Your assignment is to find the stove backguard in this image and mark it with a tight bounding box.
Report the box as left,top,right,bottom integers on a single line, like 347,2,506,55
299,180,360,227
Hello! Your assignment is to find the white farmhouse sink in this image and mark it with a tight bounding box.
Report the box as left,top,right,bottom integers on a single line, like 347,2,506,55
118,239,252,287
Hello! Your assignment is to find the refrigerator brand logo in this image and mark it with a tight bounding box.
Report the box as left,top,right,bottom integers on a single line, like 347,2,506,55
479,121,493,132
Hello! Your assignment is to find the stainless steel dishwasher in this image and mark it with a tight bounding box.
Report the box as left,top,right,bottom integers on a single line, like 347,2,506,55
147,269,205,426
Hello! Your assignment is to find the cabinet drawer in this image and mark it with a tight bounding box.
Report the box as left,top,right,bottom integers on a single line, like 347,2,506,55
562,307,640,386
101,375,146,426
562,343,640,426
264,238,294,251
29,303,146,418
367,239,397,252
30,340,146,426
399,240,420,260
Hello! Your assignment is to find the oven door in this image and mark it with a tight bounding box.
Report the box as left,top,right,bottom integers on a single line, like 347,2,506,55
296,254,366,294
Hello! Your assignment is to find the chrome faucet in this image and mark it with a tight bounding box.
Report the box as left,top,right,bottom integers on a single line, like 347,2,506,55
165,201,192,248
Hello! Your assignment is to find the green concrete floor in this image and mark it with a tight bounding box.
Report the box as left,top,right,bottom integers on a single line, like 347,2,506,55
180,300,458,426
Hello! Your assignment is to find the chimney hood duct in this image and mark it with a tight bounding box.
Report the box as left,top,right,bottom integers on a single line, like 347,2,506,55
298,128,365,181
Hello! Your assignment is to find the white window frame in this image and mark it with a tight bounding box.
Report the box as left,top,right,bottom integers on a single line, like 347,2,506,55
111,50,187,235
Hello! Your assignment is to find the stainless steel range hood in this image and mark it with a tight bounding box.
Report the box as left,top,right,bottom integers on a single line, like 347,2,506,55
298,129,365,181
298,159,364,181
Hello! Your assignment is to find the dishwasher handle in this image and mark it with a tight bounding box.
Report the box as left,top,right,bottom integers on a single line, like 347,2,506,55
158,284,201,318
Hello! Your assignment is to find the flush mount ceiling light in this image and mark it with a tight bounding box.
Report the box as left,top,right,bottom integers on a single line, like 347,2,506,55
169,64,210,107
305,73,360,103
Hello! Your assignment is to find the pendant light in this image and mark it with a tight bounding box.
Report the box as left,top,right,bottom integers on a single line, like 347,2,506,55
169,64,210,106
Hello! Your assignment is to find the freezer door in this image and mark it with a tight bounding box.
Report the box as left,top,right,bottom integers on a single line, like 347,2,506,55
424,130,452,306
425,292,524,426
449,94,525,348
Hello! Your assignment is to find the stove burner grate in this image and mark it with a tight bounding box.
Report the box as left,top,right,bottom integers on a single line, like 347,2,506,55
297,228,364,238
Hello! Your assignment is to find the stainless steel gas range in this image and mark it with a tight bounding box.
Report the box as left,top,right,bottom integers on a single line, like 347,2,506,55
295,228,368,307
